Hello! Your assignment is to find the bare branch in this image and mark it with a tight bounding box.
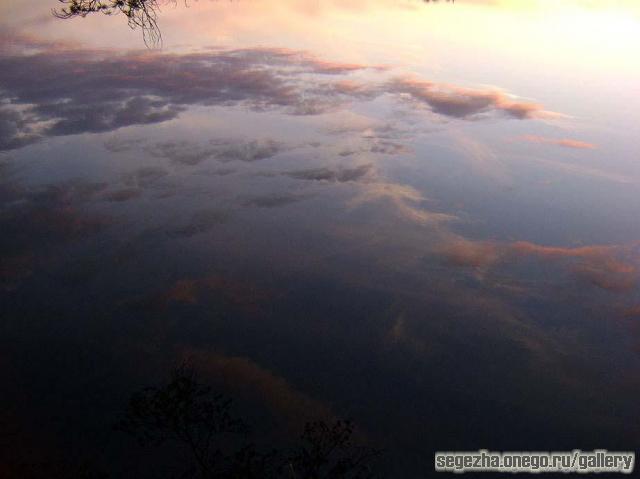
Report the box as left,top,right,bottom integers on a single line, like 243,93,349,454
52,0,177,47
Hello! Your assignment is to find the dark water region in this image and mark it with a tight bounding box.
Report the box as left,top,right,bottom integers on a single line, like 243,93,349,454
1,1,640,477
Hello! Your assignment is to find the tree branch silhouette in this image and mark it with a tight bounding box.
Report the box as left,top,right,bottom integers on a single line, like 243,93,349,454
290,420,380,479
116,364,257,478
52,1,453,48
117,365,381,478
52,0,175,46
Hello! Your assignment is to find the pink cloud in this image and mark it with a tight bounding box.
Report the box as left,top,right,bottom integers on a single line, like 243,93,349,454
518,135,597,150
389,77,561,120
440,237,639,293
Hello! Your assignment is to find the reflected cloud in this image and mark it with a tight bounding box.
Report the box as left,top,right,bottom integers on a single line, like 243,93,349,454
146,140,218,166
437,236,500,269
146,138,287,165
102,188,142,202
386,289,557,363
325,120,409,140
452,133,511,184
212,138,286,163
103,136,146,153
0,34,562,151
167,210,230,238
512,241,638,292
388,76,561,120
325,118,414,156
528,156,634,184
350,182,455,225
285,164,374,183
0,106,39,151
368,140,410,155
0,41,370,150
0,179,111,291
1,2,639,474
122,166,169,188
183,348,334,430
242,193,309,208
439,235,640,292
141,275,274,314
280,159,454,225
0,253,34,292
518,135,597,150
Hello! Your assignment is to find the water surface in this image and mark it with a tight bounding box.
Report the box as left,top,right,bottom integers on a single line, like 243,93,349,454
1,1,640,476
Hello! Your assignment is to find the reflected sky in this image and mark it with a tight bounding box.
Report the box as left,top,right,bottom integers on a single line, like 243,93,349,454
1,1,640,477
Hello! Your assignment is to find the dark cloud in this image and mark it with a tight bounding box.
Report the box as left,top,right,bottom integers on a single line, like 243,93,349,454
0,179,110,290
41,96,185,137
212,138,285,163
368,140,409,155
0,183,109,246
0,106,39,151
338,141,409,156
285,163,374,183
146,140,218,166
0,253,33,292
102,136,146,153
122,166,169,188
0,37,560,151
315,79,380,101
325,121,407,140
202,167,237,177
242,193,309,208
0,41,377,151
102,188,142,202
146,138,286,165
135,275,274,315
338,149,358,157
325,121,414,155
167,209,229,238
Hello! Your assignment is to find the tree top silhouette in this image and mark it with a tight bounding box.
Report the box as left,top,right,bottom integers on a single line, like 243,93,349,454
117,365,381,478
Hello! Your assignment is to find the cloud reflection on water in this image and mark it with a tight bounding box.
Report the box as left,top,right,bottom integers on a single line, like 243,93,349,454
2,1,640,476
